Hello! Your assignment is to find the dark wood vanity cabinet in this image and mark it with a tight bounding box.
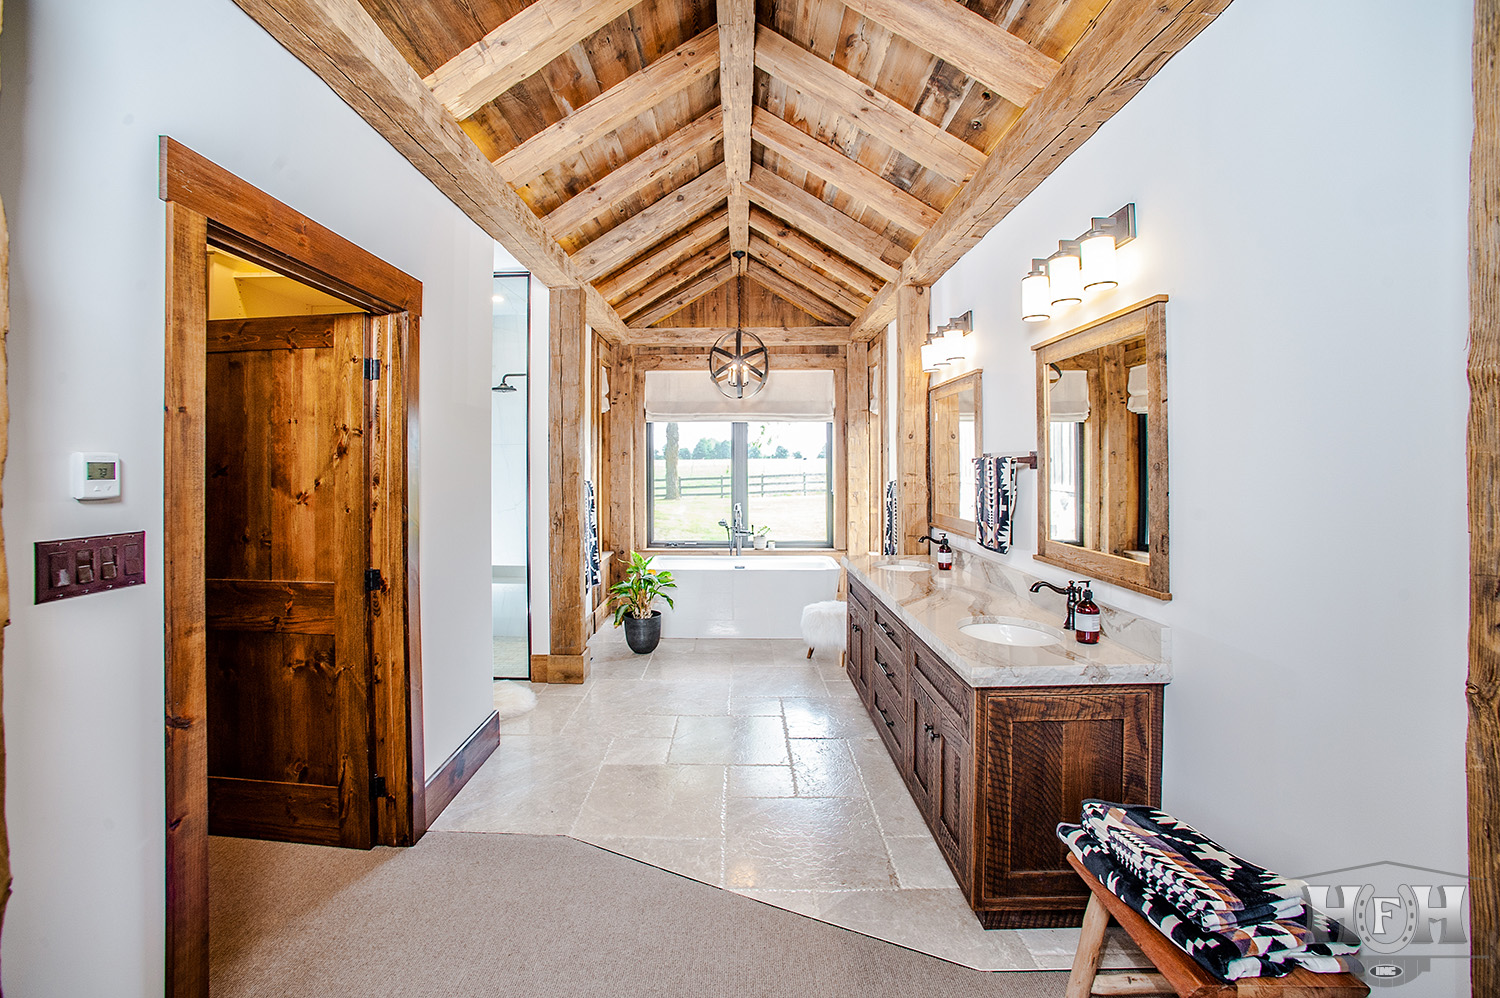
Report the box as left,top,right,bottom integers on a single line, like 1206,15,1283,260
846,578,1163,929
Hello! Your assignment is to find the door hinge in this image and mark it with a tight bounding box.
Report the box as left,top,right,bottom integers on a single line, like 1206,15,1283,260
364,358,382,380
365,568,384,592
371,774,387,800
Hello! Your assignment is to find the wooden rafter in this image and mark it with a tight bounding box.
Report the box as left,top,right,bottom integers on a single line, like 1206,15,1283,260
850,0,1233,339
745,164,902,283
572,164,731,282
229,0,629,341
754,26,986,183
748,234,868,318
598,208,728,303
619,239,732,322
422,0,639,121
718,0,754,262
624,325,851,346
840,0,1060,108
752,107,938,234
747,207,883,299
493,25,721,184
745,259,854,325
631,259,736,327
543,107,724,239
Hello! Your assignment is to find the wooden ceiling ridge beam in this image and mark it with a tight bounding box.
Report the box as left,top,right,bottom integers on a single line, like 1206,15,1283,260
630,259,737,327
744,165,902,284
572,163,732,282
747,234,869,318
625,327,853,346
718,0,755,266
839,0,1060,108
745,259,855,326
752,26,986,183
544,106,725,239
747,207,883,299
751,107,939,235
227,0,629,342
423,0,640,121
848,0,1233,341
618,240,733,322
492,24,722,184
597,208,729,303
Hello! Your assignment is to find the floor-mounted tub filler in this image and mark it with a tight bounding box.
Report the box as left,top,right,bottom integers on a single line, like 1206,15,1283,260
650,555,841,639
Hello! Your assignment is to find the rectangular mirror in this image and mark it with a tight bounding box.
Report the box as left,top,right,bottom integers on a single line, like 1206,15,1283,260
929,370,982,536
1034,296,1169,599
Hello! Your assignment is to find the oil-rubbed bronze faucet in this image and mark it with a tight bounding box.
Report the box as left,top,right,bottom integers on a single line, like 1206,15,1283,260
1029,579,1082,630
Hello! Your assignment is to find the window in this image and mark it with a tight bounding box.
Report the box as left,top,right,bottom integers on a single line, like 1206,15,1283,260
1049,420,1085,545
647,421,833,547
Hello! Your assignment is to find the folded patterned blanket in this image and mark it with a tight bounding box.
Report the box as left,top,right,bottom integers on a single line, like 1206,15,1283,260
1059,823,1361,981
1080,800,1306,933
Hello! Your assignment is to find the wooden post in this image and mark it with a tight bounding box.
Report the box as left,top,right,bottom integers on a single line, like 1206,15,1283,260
896,283,930,554
0,0,12,934
547,287,590,683
606,348,636,589
1471,0,1500,992
847,341,871,557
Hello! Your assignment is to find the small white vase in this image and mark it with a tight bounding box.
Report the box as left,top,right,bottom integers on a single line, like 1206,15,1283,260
753,537,768,550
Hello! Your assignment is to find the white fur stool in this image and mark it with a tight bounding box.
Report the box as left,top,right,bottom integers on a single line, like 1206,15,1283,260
800,600,848,665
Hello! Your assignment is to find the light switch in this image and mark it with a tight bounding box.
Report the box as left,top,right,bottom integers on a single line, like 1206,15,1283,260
35,531,146,604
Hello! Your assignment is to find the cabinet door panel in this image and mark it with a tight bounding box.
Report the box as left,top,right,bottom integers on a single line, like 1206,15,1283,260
908,681,941,815
846,600,870,699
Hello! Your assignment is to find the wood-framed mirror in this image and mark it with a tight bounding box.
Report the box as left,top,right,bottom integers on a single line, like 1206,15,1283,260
928,369,982,536
1034,296,1169,599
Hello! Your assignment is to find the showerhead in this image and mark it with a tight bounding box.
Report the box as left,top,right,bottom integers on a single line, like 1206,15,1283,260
492,372,528,393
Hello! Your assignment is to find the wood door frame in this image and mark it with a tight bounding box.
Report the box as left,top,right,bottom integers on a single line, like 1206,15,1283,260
160,137,424,998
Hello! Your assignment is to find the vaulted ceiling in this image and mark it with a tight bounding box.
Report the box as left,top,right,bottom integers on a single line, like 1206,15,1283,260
233,0,1230,342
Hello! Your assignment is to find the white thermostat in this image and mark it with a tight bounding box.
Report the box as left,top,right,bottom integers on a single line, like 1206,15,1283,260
71,452,121,501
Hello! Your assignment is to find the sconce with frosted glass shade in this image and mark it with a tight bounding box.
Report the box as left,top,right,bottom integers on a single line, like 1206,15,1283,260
939,311,971,362
1021,259,1051,322
922,339,945,372
1047,242,1083,307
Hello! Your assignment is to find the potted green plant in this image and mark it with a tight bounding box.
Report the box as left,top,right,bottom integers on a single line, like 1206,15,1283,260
752,525,771,550
608,551,677,654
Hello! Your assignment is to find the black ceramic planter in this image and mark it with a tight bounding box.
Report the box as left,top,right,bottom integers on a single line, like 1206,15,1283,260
623,610,663,654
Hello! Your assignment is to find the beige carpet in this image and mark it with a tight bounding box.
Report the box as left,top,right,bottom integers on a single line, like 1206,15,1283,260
210,832,1070,997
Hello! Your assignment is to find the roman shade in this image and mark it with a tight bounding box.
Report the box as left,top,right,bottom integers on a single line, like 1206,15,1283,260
644,369,835,421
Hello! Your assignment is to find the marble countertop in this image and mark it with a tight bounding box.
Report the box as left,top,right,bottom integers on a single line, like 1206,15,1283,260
842,553,1171,688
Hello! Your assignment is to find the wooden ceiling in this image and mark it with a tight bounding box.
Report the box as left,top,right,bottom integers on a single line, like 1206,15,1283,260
233,0,1230,343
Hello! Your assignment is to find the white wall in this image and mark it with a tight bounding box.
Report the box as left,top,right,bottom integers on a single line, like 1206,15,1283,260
0,0,496,992
932,0,1470,913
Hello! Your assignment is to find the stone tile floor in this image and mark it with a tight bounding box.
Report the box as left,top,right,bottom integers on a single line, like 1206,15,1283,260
433,629,1147,972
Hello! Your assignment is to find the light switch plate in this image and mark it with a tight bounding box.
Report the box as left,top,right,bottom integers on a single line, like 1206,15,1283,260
34,531,146,604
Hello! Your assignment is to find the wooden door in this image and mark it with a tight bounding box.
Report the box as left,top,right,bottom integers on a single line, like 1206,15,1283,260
204,314,373,849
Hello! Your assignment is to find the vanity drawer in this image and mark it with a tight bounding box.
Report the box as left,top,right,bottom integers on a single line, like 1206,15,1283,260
848,579,870,615
912,636,972,728
870,602,907,652
871,632,908,699
868,679,908,763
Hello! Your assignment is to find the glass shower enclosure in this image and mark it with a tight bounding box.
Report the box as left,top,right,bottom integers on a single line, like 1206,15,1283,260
491,273,531,678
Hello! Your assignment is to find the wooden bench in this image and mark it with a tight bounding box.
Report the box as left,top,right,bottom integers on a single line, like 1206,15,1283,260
1065,853,1370,998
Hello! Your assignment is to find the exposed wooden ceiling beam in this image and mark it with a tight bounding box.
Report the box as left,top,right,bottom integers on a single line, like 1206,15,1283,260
597,208,728,303
728,191,750,267
572,164,731,282
422,0,639,121
747,207,883,299
754,27,986,183
718,0,755,266
744,165,902,283
631,259,737,327
544,107,724,239
493,25,721,183
849,0,1232,340
839,0,1060,108
752,108,938,235
745,259,855,326
618,239,732,322
748,234,868,319
625,326,852,346
228,0,629,341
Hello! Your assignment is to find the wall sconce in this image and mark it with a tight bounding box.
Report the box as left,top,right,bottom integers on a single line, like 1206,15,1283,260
923,311,973,372
1020,203,1136,322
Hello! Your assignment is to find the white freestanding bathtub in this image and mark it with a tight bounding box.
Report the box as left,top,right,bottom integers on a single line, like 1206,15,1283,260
651,555,841,639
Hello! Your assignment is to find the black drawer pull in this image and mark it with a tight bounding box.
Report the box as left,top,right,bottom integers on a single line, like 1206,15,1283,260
876,705,895,729
877,659,894,679
851,623,862,632
923,722,934,737
928,726,940,742
879,622,896,640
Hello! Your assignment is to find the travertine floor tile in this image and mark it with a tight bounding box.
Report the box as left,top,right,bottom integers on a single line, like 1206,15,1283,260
572,764,726,840
668,715,789,766
728,764,796,798
723,796,896,891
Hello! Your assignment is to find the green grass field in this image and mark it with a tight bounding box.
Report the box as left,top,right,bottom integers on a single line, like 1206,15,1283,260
651,458,829,543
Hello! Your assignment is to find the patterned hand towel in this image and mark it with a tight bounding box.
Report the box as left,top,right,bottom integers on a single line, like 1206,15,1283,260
1058,824,1360,981
584,480,602,588
883,480,898,555
973,455,1017,553
1080,800,1305,933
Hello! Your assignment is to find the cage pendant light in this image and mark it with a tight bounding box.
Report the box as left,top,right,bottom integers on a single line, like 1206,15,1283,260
709,261,769,399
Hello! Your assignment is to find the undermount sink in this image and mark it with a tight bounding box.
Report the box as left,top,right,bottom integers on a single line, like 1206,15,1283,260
959,620,1062,647
874,560,930,573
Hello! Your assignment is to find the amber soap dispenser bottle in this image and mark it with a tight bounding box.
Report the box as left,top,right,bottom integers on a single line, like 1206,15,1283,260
1074,583,1100,644
935,533,953,571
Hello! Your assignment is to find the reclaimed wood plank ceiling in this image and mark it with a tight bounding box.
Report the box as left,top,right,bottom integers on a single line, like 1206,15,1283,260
240,0,1231,340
